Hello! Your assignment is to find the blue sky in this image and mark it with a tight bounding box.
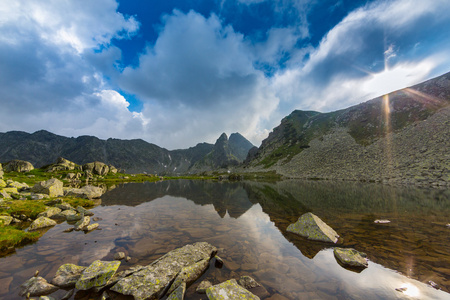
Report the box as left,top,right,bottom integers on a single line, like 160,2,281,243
1,0,450,149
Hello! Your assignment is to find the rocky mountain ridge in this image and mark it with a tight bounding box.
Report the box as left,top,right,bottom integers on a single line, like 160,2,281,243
242,71,450,186
0,131,253,175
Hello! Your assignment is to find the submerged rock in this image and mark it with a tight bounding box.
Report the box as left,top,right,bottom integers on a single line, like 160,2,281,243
196,280,212,294
29,217,57,231
31,178,64,197
286,212,339,243
51,263,86,288
19,276,58,297
333,248,368,268
75,260,121,290
206,279,260,300
238,276,261,289
111,242,217,300
114,252,126,260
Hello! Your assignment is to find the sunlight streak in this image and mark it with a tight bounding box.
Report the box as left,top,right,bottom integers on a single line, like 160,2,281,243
403,88,443,107
382,94,393,177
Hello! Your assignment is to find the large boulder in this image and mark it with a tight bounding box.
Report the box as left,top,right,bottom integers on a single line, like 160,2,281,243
206,279,260,300
64,185,103,199
4,160,34,173
19,276,59,297
46,157,79,172
75,260,121,290
333,248,368,269
286,212,340,243
83,162,109,176
111,242,217,299
31,178,64,197
51,264,86,288
29,216,57,231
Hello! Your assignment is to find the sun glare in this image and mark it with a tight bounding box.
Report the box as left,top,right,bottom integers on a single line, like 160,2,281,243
398,283,421,298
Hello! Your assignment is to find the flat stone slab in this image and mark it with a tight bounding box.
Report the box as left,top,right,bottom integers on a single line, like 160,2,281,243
286,212,339,243
334,248,368,268
111,242,217,300
76,260,121,290
206,279,260,300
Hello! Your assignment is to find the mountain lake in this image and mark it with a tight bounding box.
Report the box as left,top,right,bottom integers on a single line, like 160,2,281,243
0,179,449,299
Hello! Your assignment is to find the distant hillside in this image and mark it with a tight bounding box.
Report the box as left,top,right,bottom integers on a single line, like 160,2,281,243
0,131,253,174
243,71,450,186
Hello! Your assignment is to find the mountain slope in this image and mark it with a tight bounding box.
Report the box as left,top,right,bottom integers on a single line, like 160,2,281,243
244,71,450,185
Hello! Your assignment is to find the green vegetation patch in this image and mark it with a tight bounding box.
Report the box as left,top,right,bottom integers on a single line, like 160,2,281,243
0,226,40,251
1,200,48,219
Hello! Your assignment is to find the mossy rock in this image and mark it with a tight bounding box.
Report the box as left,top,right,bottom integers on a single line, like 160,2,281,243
75,260,121,290
206,279,260,300
29,216,57,231
334,248,368,269
286,212,339,243
51,263,86,288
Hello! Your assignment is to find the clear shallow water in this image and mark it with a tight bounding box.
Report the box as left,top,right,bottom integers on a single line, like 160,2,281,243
0,180,449,299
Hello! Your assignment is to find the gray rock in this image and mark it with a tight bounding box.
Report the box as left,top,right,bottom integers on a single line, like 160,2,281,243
29,217,57,231
51,264,86,288
206,279,260,300
0,179,6,188
4,160,34,173
37,207,62,218
31,178,64,197
75,260,121,290
31,194,47,200
334,248,368,268
19,276,59,297
196,280,212,294
56,202,75,211
74,216,90,231
286,212,339,243
238,276,261,289
0,162,3,178
66,213,83,222
167,282,186,300
77,205,94,216
83,162,110,176
111,242,217,299
167,259,209,294
65,185,103,199
0,215,13,226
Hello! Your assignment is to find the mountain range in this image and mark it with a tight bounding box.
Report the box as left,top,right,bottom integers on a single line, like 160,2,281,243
242,71,450,185
0,131,253,174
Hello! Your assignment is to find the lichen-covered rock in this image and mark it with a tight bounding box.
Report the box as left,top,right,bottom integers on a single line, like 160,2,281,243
51,263,86,288
196,280,212,294
111,242,217,300
1,187,18,194
19,276,59,297
0,190,11,199
84,223,99,232
109,165,118,174
83,162,109,176
51,210,77,220
65,185,103,199
238,276,261,290
0,215,13,226
46,157,79,172
333,248,368,268
286,212,339,243
0,162,3,178
0,179,6,188
168,259,209,294
74,216,90,231
206,279,260,300
29,217,57,231
31,178,64,197
66,213,83,222
38,207,62,218
75,260,121,290
7,180,29,189
167,282,186,300
56,202,75,211
4,160,34,173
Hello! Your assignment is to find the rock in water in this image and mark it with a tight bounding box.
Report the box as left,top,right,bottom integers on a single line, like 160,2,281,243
65,185,103,199
38,207,62,218
29,217,57,231
111,242,217,300
75,260,121,290
167,282,186,300
19,276,58,297
196,280,212,294
333,248,368,268
206,279,260,300
51,264,86,288
31,178,64,197
74,216,90,231
286,212,339,243
238,276,261,289
167,259,210,294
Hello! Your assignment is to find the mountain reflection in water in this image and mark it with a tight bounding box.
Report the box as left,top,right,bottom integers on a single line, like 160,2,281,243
0,180,448,299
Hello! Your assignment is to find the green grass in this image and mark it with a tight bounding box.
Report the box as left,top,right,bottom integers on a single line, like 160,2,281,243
1,200,48,219
0,226,40,251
